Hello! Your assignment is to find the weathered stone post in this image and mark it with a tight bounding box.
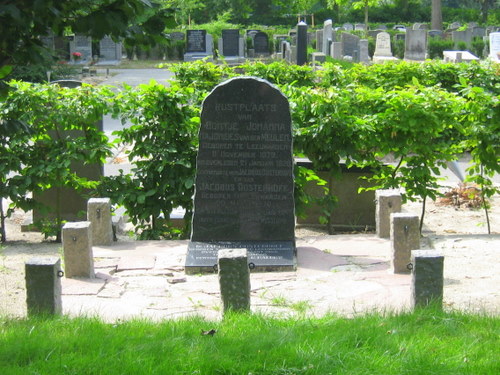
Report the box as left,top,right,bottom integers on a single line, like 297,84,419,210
376,190,402,238
218,248,251,313
411,250,444,309
296,21,308,65
390,213,420,273
62,221,95,278
87,198,113,246
25,257,63,316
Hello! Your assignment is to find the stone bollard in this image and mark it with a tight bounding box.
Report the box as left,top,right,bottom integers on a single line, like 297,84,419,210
62,221,95,278
376,190,402,238
87,198,113,246
410,250,444,309
218,248,251,313
25,257,63,316
390,213,420,273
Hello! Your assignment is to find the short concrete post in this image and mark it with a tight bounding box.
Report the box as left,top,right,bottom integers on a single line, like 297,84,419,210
218,248,251,313
411,250,444,309
87,198,113,246
376,190,402,238
62,221,95,278
390,213,420,273
25,257,63,316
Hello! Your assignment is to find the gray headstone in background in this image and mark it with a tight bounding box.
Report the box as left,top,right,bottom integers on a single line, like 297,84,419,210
332,42,342,59
316,29,324,52
25,257,62,316
323,19,333,55
376,25,388,30
359,39,370,63
404,29,427,61
343,23,354,31
449,22,461,30
341,32,360,58
254,32,269,55
99,35,122,61
169,32,185,41
218,248,251,313
428,30,443,39
489,32,500,62
186,77,296,273
355,24,366,31
296,21,308,65
452,29,472,49
70,35,92,61
221,29,240,57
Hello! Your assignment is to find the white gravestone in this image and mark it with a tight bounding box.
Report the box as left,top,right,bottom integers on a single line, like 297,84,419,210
373,32,398,62
489,32,500,62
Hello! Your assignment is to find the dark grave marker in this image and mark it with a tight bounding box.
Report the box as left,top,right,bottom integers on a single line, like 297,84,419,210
254,32,269,54
186,30,207,53
222,29,240,56
186,77,296,274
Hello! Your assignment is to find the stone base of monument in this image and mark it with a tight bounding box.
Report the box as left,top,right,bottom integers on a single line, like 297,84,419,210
185,241,296,274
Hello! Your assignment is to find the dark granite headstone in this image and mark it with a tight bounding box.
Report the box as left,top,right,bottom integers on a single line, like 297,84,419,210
341,32,360,57
186,30,207,53
186,77,296,274
254,32,269,54
222,29,240,56
296,21,308,65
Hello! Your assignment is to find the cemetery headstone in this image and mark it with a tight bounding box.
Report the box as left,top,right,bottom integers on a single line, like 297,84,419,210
472,27,486,38
341,32,360,58
253,32,269,55
296,21,308,65
99,35,122,62
359,39,370,63
323,20,333,55
186,77,296,274
404,29,427,61
70,35,92,62
316,29,323,52
184,30,213,61
221,29,241,57
449,22,461,30
452,29,472,49
489,32,500,62
393,25,406,32
355,24,366,31
373,32,397,62
343,23,354,31
332,42,342,59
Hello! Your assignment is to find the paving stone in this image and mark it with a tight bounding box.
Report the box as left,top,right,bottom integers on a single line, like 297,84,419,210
62,277,106,295
117,255,156,271
94,257,120,269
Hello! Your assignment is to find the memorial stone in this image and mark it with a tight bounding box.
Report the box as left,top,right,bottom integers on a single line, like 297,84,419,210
296,21,308,65
99,35,122,61
186,77,296,274
373,32,397,62
452,29,472,49
472,27,486,38
341,32,360,58
343,23,354,31
218,248,251,313
70,35,92,61
359,39,370,63
411,250,444,309
221,29,240,57
404,29,427,61
253,32,269,55
25,257,62,316
323,20,333,55
355,24,366,31
489,32,500,62
449,22,461,30
316,30,323,52
186,30,207,53
332,42,342,59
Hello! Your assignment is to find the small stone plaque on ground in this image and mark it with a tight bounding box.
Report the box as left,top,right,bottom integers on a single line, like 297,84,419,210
186,77,296,274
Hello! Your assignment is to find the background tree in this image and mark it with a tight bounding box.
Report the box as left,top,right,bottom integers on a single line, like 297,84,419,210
327,0,383,30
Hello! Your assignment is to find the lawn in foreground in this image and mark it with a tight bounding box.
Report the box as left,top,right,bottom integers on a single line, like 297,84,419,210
0,308,498,374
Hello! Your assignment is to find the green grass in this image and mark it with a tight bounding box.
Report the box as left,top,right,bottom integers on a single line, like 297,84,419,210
0,308,498,374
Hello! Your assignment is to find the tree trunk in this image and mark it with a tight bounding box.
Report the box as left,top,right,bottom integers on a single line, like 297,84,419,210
0,198,6,243
431,0,443,31
364,4,369,33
